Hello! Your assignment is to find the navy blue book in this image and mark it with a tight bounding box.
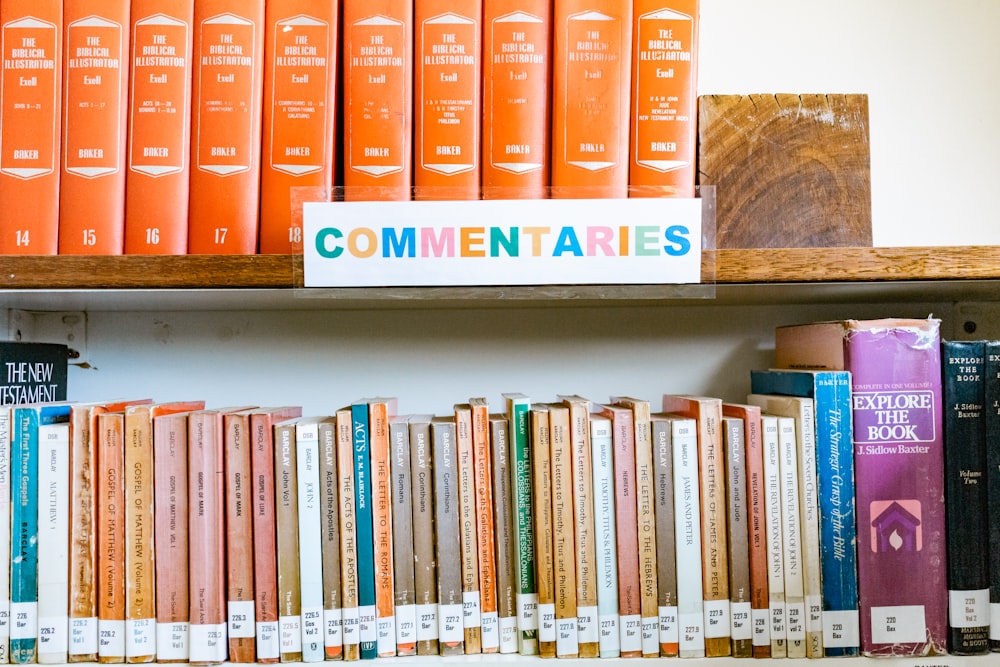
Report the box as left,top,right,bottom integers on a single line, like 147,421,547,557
749,369,860,656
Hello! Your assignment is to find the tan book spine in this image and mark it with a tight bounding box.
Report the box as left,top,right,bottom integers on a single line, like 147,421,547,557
559,396,598,658
152,412,192,664
547,403,578,658
318,419,343,660
600,404,641,658
529,405,556,658
650,414,679,657
488,413,517,654
723,415,753,658
389,416,415,656
408,415,438,656
97,411,126,664
432,417,464,656
335,409,360,662
224,412,255,663
248,408,301,664
453,404,481,653
273,420,302,662
187,410,227,665
368,400,397,657
68,404,101,662
613,397,660,657
469,398,498,653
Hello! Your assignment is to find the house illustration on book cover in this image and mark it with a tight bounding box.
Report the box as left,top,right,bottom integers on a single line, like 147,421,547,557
869,500,922,553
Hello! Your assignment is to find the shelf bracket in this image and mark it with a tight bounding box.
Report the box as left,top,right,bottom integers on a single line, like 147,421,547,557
6,309,88,365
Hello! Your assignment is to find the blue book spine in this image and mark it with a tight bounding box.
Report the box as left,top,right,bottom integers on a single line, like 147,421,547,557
750,370,860,656
10,407,38,664
351,403,377,660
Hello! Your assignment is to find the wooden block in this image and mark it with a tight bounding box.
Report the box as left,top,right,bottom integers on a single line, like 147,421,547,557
698,94,871,249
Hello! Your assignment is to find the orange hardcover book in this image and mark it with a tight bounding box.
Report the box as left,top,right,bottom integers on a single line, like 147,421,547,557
125,400,203,663
413,0,481,201
0,0,62,255
662,394,732,657
59,0,131,254
529,404,555,658
223,410,256,662
368,399,397,657
152,411,194,664
469,398,498,653
187,0,265,254
188,408,242,664
551,0,632,199
481,0,551,200
599,403,641,658
258,0,338,253
454,404,482,653
123,0,195,254
342,0,412,201
97,411,127,663
248,407,302,664
628,0,698,197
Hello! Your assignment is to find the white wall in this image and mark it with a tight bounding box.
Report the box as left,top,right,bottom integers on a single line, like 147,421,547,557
699,0,1000,247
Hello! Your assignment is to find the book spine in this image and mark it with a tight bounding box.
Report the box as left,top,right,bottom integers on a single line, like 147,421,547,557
153,414,190,663
470,400,498,653
488,414,517,654
187,0,264,254
628,404,659,658
342,0,412,202
845,323,948,656
723,416,753,658
563,399,597,657
588,415,620,658
942,340,991,654
481,0,551,199
258,0,338,253
604,406,640,658
551,0,631,199
407,417,438,656
224,413,255,663
274,423,302,662
187,413,227,665
350,404,377,660
795,398,824,657
0,411,10,664
814,374,860,657
505,394,538,655
248,413,279,663
650,417,677,657
761,415,786,657
529,407,556,658
318,420,343,660
547,405,578,658
37,421,70,664
123,410,157,663
413,0,481,200
67,407,96,662
777,416,806,658
986,342,1000,652
58,0,130,255
335,411,360,662
123,0,195,254
368,403,396,658
628,0,699,198
96,413,125,664
295,422,325,662
389,417,415,656
453,407,481,653
431,418,464,656
671,417,705,658
0,0,62,255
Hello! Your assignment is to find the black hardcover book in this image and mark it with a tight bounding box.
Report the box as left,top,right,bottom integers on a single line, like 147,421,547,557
0,341,68,405
985,341,1000,653
941,340,990,654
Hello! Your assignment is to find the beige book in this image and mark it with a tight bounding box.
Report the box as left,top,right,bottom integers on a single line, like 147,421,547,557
529,404,556,658
453,404,481,653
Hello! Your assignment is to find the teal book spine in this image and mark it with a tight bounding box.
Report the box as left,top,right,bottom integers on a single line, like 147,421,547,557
351,402,377,660
10,406,40,664
750,369,860,656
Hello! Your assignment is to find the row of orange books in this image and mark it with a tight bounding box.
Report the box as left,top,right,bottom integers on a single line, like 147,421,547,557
0,0,699,257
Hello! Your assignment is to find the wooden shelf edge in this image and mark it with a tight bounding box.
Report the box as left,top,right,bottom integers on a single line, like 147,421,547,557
2,246,999,290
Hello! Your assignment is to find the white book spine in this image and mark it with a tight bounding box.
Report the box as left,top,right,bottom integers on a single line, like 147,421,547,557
672,418,705,659
760,415,786,657
589,416,620,659
0,409,10,664
777,416,806,657
37,423,69,664
296,422,325,662
795,399,824,656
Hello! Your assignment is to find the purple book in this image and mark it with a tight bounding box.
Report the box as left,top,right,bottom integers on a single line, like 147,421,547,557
774,318,947,657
